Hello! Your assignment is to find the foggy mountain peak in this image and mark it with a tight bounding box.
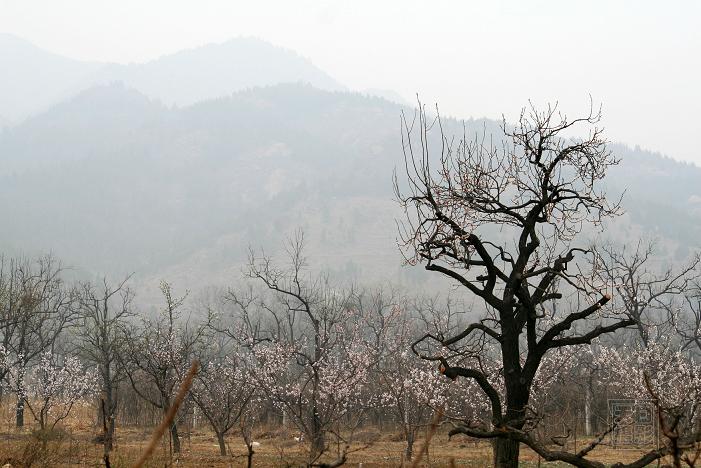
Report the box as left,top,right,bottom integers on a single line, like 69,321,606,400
0,34,102,124
0,34,347,125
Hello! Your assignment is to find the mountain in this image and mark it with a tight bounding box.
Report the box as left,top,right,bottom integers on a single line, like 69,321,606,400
0,33,102,123
0,35,345,123
362,88,410,106
0,83,166,174
86,37,345,107
0,84,415,291
0,83,698,304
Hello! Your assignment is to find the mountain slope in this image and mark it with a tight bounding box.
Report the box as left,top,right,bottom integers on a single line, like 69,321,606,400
0,83,698,300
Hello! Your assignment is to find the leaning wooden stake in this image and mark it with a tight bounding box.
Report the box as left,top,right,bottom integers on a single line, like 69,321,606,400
130,360,199,468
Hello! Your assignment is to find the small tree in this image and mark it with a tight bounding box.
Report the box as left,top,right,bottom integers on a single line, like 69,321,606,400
0,255,76,427
23,351,97,436
76,276,134,454
122,281,205,455
191,350,256,456
241,232,371,465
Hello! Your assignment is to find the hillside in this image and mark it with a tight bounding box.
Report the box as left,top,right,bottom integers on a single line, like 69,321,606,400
0,83,699,303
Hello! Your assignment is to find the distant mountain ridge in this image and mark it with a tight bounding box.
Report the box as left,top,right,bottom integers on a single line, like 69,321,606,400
0,33,102,124
0,34,344,123
83,37,345,106
1,34,698,303
0,82,698,303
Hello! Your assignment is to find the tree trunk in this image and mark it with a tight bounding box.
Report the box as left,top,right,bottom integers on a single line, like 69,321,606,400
216,431,227,456
246,444,255,468
492,438,520,468
170,422,181,453
103,362,116,452
405,431,415,461
15,398,24,428
584,384,592,437
311,425,325,459
106,417,115,451
311,402,324,458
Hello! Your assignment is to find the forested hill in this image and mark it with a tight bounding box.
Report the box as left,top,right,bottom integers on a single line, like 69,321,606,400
0,82,699,299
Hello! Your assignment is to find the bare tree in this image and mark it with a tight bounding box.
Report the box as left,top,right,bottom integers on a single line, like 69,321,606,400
394,101,663,467
0,255,76,428
241,232,371,465
76,275,134,455
592,241,699,345
678,281,701,354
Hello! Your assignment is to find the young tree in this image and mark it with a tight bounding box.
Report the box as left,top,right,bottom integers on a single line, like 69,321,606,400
594,341,701,427
241,233,371,465
76,276,134,454
368,295,468,462
23,350,98,434
395,102,655,467
122,281,205,455
0,255,76,427
191,347,257,456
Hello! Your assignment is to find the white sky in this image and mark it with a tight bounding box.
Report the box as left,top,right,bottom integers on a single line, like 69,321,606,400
1,0,699,164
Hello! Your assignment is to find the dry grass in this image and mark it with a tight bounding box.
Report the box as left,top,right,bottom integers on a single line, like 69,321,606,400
0,403,678,467
0,423,679,467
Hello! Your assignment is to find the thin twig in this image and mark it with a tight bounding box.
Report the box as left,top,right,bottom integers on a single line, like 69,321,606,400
130,360,199,468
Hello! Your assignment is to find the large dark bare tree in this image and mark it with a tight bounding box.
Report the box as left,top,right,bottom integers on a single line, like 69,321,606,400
394,102,688,467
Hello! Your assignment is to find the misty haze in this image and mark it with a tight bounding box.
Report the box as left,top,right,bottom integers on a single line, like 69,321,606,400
0,2,700,467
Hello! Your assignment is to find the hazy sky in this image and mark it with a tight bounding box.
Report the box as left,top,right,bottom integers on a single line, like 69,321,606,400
1,0,699,164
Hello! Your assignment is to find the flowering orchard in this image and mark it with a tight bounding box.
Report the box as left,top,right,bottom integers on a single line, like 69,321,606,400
0,248,699,467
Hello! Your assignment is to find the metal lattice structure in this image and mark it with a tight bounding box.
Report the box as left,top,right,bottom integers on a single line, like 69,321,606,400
608,399,658,448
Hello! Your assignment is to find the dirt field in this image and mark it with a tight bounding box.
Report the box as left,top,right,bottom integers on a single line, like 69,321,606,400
0,422,674,467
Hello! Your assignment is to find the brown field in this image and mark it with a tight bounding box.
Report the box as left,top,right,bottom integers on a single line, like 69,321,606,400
0,413,675,468
0,399,677,467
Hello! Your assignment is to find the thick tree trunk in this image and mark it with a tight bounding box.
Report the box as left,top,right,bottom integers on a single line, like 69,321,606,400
493,438,520,468
216,431,227,456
